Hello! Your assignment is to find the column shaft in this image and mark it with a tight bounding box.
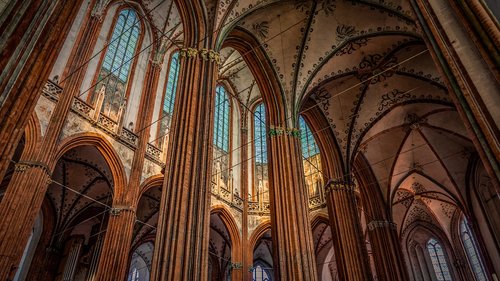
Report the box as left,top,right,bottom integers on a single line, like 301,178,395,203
367,221,409,281
0,4,101,279
267,131,317,281
0,0,83,181
324,180,373,281
150,48,217,281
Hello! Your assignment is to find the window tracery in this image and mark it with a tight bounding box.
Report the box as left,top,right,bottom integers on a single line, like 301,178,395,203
460,218,488,281
253,103,268,202
94,8,141,121
299,116,323,197
158,51,180,147
212,86,231,192
427,238,452,281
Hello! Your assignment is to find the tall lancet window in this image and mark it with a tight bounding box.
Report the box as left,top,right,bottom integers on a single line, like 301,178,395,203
158,51,180,147
253,103,268,202
299,116,323,196
427,238,453,281
94,9,141,121
460,219,488,281
212,86,230,191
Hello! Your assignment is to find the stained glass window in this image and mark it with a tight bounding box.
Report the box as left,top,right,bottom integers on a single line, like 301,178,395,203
252,264,271,281
95,9,140,120
212,86,231,191
254,104,267,164
213,86,230,152
253,103,268,201
159,51,181,140
460,219,487,281
427,238,453,281
299,116,323,196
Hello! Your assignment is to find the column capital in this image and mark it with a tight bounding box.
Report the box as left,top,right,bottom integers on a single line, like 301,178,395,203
324,179,355,193
367,220,397,231
179,48,221,64
268,126,300,138
109,206,136,216
14,161,52,184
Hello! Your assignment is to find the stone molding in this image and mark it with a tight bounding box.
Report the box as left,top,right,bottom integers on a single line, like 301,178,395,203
179,47,221,63
268,126,300,137
324,179,355,193
367,220,397,231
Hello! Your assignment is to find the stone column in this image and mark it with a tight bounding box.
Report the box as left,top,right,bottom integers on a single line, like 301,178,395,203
324,179,373,281
367,220,409,281
150,47,218,281
267,127,317,281
94,51,163,280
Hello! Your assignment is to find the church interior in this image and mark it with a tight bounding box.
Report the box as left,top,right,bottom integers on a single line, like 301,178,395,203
0,0,498,280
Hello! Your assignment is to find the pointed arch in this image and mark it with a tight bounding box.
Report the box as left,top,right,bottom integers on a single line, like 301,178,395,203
54,133,127,199
23,112,42,158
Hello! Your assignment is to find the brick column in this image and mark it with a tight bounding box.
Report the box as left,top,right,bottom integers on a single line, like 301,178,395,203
267,128,317,281
324,179,373,281
367,220,409,281
240,126,251,281
0,0,84,182
0,4,102,279
150,47,218,281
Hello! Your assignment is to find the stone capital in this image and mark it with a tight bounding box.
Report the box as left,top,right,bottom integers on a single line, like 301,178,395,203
268,126,300,138
367,220,397,231
324,179,355,193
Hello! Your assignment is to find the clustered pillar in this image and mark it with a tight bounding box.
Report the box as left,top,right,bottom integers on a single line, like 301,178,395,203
150,47,218,281
367,220,409,281
324,179,373,281
267,127,318,281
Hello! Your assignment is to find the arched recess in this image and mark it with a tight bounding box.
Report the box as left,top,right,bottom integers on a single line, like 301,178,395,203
250,221,273,281
223,27,286,126
24,198,57,280
53,133,127,200
209,205,242,280
127,174,163,281
402,222,461,281
311,214,338,281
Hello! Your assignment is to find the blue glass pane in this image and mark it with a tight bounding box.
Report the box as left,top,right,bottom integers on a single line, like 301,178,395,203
163,52,180,115
100,9,140,83
299,116,320,158
427,239,452,281
254,104,267,164
213,86,230,152
461,220,487,281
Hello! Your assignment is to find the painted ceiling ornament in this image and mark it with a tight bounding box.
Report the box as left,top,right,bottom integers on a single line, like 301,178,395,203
252,21,270,39
336,24,356,41
378,89,412,112
322,0,336,15
294,0,310,12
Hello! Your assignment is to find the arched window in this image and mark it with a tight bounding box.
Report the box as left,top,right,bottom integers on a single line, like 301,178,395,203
159,51,181,145
95,9,141,120
253,264,272,281
212,85,231,191
460,219,488,281
253,103,268,201
427,238,452,281
298,116,323,196
213,86,230,152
